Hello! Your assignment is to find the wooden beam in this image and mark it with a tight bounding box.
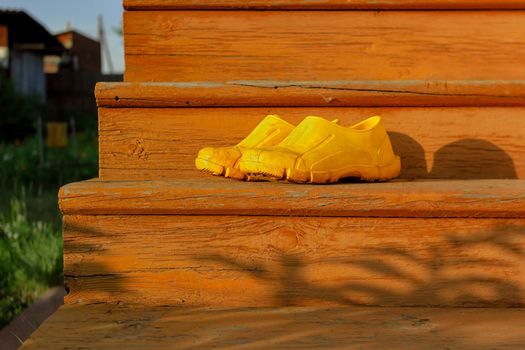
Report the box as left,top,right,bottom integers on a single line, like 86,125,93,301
96,81,525,108
124,0,525,10
59,179,525,218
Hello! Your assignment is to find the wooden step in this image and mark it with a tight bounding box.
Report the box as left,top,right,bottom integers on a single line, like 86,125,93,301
96,80,525,108
32,1,525,348
95,81,525,180
124,0,525,10
21,304,525,349
123,8,525,82
60,178,525,217
59,179,525,307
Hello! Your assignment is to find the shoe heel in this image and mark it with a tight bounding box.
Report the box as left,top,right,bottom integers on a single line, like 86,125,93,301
377,156,401,181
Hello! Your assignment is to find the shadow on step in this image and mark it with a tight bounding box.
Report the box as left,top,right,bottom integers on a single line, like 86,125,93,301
198,224,525,307
389,133,517,179
62,221,130,304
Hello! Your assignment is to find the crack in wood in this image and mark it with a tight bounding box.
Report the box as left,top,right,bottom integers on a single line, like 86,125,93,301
228,82,519,99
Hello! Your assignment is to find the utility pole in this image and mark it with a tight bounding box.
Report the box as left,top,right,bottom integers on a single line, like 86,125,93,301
98,15,114,74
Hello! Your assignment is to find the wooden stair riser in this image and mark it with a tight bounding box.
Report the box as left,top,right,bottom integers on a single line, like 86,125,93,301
98,106,525,180
64,215,525,307
123,10,525,82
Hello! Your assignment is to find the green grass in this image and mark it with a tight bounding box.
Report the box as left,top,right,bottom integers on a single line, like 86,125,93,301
0,132,99,191
0,131,98,329
0,194,63,328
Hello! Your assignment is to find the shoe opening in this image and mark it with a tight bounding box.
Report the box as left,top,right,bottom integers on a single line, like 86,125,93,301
350,116,381,131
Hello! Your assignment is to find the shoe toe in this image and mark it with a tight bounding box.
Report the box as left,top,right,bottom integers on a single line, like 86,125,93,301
240,148,301,180
197,147,240,165
196,147,216,161
195,146,243,178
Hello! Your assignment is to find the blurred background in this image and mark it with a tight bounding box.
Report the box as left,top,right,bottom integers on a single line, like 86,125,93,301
0,0,123,330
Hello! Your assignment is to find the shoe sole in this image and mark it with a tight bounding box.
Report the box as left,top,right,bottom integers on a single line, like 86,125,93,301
240,156,401,184
195,158,246,180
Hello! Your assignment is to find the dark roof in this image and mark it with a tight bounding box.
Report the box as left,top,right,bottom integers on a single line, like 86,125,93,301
0,9,64,54
55,29,99,45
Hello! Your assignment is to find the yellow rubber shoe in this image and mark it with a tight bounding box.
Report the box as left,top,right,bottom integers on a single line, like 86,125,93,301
195,115,295,180
239,116,401,183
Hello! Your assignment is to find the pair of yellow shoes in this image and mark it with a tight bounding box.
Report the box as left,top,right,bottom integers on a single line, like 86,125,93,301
195,115,401,184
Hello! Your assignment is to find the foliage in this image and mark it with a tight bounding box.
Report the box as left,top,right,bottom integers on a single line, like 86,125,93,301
0,131,99,191
0,194,63,329
0,75,44,142
0,128,98,328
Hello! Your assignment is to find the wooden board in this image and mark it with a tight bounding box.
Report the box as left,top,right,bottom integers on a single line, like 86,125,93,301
59,179,525,218
97,107,525,180
21,305,525,349
124,0,525,10
124,11,525,82
63,215,525,307
96,81,525,108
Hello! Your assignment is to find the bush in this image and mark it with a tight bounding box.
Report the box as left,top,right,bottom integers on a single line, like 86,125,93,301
0,194,63,328
0,127,98,328
0,132,98,191
0,75,44,142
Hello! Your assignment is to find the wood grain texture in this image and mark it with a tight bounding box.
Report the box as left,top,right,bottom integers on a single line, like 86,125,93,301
21,305,525,350
63,215,525,306
97,107,525,180
59,179,525,218
96,81,525,108
124,11,525,82
124,0,525,10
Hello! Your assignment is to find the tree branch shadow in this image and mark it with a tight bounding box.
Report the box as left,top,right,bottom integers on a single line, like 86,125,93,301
196,223,525,307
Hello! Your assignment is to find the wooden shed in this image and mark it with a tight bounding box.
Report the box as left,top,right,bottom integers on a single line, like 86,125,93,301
0,10,64,100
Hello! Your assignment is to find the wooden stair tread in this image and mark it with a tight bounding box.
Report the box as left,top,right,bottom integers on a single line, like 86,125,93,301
96,81,525,108
60,178,525,217
22,305,525,349
124,0,525,11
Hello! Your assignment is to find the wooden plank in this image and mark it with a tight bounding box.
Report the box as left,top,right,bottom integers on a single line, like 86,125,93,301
124,0,525,10
97,107,525,180
124,11,525,82
96,81,525,108
21,305,525,350
59,179,525,217
62,215,525,306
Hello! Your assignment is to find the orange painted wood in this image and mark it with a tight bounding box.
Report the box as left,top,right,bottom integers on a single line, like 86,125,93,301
59,179,525,217
97,107,525,180
0,25,7,47
21,305,525,350
63,214,525,306
123,11,525,82
96,81,525,108
124,0,525,10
